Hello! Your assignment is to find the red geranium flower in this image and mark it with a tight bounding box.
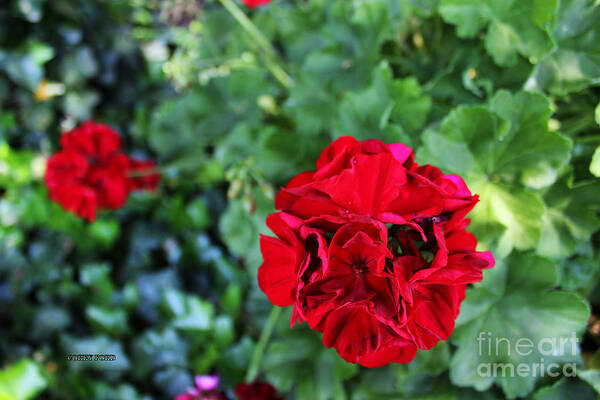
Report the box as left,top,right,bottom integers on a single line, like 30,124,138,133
234,382,281,400
44,121,160,221
258,136,494,367
241,0,272,8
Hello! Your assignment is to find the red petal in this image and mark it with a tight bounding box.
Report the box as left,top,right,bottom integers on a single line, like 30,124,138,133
312,153,407,217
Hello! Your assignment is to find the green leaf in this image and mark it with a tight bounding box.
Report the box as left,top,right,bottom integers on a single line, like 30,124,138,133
285,78,337,136
221,284,243,319
449,253,590,398
297,0,395,91
537,178,600,258
88,220,120,248
79,263,115,306
334,62,431,143
256,127,315,182
219,188,274,273
418,91,570,254
61,335,130,379
488,91,572,180
528,0,600,95
31,306,72,340
590,146,600,177
212,315,235,348
560,255,599,291
410,341,452,376
161,289,214,332
186,198,210,229
17,0,45,23
63,91,100,120
0,40,54,90
217,336,254,384
264,328,358,400
533,377,597,400
420,91,571,181
439,0,557,66
473,182,544,255
148,70,267,163
578,370,600,395
85,305,128,336
0,359,47,400
132,329,189,379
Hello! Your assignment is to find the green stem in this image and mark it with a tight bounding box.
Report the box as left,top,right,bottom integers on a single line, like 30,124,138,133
245,306,282,382
562,113,596,137
576,134,600,144
217,0,293,90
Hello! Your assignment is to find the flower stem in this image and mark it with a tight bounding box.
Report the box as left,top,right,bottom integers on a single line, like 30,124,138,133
576,134,600,144
562,113,596,137
245,305,282,382
217,0,293,90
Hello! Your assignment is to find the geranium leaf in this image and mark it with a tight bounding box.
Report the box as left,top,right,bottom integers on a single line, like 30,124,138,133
439,0,557,66
536,177,600,258
590,146,600,177
0,359,47,400
527,0,600,95
334,62,431,143
263,326,358,400
533,377,598,400
450,253,590,398
578,370,600,395
418,91,570,254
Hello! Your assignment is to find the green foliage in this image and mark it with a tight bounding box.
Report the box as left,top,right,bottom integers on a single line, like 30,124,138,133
439,0,557,66
528,0,600,95
533,377,598,400
449,254,589,398
418,90,573,256
0,359,47,400
0,0,599,399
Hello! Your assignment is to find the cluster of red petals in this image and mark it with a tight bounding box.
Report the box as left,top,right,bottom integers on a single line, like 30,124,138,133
234,382,282,400
241,0,272,8
258,136,495,368
44,121,160,221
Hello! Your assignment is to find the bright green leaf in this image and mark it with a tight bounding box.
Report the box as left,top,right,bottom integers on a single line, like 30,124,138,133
590,146,600,177
418,91,570,254
0,359,47,400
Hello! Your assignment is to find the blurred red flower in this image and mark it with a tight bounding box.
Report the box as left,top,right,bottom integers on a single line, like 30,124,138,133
44,121,160,221
234,382,282,400
242,0,272,8
258,136,494,367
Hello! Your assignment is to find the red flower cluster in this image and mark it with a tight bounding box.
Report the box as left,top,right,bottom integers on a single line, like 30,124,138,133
258,137,494,367
45,121,160,221
242,0,272,8
234,382,282,400
174,377,281,400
